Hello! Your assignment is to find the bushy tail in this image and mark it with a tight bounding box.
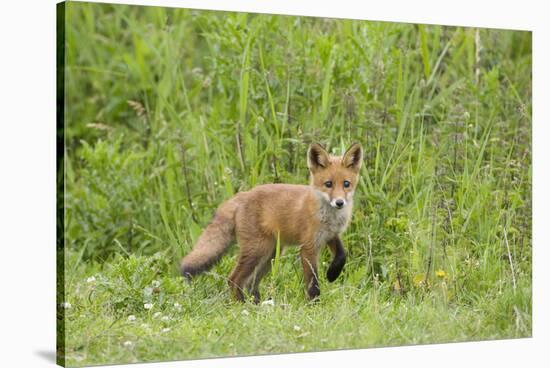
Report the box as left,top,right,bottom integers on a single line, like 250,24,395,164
180,197,239,279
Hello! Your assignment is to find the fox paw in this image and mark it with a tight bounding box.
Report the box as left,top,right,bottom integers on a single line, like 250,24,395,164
326,255,346,282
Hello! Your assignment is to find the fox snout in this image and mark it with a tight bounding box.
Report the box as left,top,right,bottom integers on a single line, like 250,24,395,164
331,198,346,209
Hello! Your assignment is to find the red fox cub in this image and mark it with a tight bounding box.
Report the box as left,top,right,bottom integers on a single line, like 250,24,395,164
180,143,363,302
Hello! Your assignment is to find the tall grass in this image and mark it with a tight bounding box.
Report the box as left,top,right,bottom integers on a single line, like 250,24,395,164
61,3,531,367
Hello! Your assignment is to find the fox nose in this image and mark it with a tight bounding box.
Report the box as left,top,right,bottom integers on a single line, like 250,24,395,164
335,199,345,208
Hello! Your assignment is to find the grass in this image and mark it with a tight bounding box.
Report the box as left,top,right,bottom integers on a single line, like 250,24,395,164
60,2,532,367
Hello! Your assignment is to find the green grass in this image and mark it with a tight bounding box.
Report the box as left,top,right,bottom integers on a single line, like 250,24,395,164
60,2,532,367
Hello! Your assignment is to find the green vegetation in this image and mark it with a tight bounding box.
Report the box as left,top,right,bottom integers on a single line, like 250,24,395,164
61,2,532,366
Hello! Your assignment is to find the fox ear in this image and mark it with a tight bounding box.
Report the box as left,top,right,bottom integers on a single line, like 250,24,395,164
342,143,363,172
308,143,329,172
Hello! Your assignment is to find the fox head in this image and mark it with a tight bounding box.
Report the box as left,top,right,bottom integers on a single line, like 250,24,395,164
307,142,363,210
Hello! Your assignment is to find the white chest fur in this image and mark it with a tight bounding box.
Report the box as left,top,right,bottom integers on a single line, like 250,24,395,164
314,199,352,247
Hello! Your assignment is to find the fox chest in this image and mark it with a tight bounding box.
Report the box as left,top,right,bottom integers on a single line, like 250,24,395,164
313,206,352,246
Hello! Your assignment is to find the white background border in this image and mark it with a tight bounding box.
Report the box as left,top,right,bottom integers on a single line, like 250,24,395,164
0,0,547,367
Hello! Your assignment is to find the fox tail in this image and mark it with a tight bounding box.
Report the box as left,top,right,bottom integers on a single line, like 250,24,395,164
180,197,239,279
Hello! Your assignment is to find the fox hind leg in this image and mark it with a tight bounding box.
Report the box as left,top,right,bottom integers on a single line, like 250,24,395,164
247,250,275,304
228,237,274,303
228,253,259,302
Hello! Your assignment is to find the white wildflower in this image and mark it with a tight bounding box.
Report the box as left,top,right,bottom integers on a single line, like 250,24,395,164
174,302,181,311
153,312,162,319
161,327,171,333
151,280,161,288
123,340,133,347
144,303,153,310
161,316,170,322
293,325,301,332
261,299,275,307
143,287,153,297
241,309,250,316
127,315,136,322
86,276,96,283
61,302,72,309
73,354,85,362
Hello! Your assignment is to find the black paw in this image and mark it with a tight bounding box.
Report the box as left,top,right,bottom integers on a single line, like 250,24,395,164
307,283,320,300
252,291,261,305
326,255,346,282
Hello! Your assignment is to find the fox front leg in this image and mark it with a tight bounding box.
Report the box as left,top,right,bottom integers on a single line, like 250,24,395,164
300,244,320,300
326,236,346,282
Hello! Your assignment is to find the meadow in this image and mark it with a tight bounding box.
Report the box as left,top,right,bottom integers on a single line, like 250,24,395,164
59,2,532,366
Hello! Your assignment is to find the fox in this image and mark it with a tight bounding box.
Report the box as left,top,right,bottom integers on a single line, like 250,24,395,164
180,142,363,302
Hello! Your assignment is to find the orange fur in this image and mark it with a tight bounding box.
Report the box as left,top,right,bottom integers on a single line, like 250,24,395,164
180,143,363,302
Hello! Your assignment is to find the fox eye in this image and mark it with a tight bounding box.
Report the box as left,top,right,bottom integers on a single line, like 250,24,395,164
324,181,333,188
343,180,351,188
